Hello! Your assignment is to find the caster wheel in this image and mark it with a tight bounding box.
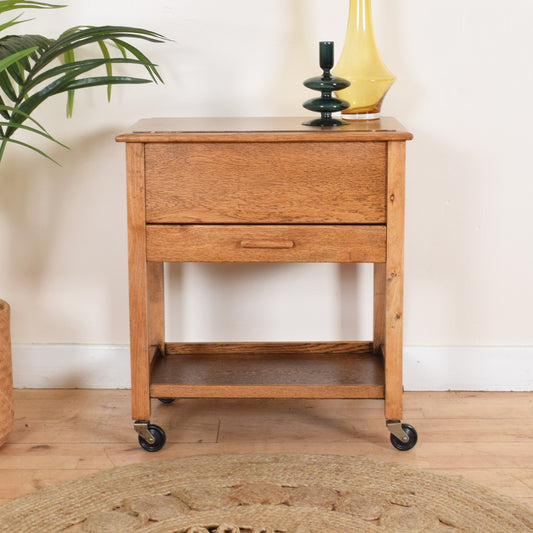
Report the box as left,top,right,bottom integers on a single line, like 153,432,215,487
390,423,418,451
157,398,175,404
138,424,166,452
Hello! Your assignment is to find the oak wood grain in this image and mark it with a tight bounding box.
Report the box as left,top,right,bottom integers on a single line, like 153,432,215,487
147,262,164,354
2,391,532,508
383,142,407,421
119,119,411,433
146,224,386,263
116,116,413,143
150,342,384,399
373,263,386,354
144,142,386,224
165,341,373,355
125,143,151,421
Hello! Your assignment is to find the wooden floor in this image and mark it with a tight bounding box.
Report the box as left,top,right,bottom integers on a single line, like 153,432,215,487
0,390,532,508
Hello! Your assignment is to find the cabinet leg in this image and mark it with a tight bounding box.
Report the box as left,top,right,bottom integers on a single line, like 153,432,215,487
376,263,404,420
129,267,151,422
147,262,165,352
384,342,403,422
384,141,406,422
127,143,152,422
373,263,386,355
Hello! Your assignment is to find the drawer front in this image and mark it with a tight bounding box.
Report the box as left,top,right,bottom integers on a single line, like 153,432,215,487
146,225,386,263
144,142,387,224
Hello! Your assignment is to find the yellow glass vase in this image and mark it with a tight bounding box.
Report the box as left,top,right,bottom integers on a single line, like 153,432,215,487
333,0,395,120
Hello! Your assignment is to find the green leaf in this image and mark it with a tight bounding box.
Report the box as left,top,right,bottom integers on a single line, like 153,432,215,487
0,119,67,148
63,48,75,117
60,75,151,92
111,37,162,83
20,26,165,88
0,35,51,62
0,71,17,100
113,38,128,60
7,58,26,86
47,25,167,62
0,102,50,132
27,56,152,91
0,45,37,102
0,2,65,16
97,40,112,101
0,44,38,72
0,135,61,164
0,9,167,163
10,72,150,134
0,14,29,33
0,36,51,105
0,97,11,119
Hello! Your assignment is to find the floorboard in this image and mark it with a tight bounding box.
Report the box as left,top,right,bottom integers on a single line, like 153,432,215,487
0,390,532,507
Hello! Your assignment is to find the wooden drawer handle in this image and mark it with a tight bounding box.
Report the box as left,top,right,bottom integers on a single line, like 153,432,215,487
240,239,295,249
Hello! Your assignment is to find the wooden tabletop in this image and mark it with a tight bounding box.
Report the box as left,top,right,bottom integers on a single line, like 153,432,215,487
116,117,413,143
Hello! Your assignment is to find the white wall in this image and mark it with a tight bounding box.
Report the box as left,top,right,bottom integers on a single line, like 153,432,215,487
1,1,532,388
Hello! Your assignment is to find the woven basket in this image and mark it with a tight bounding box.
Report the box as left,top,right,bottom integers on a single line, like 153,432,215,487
0,299,13,447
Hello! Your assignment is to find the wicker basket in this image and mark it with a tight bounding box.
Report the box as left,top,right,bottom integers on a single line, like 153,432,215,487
0,299,13,447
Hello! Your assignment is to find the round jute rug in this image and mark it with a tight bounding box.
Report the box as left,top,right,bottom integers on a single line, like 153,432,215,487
0,454,532,533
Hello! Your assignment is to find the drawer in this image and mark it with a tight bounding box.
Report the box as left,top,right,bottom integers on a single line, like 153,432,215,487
146,225,386,263
144,142,387,224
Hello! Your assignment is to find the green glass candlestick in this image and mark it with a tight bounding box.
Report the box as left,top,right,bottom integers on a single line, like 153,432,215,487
303,41,351,127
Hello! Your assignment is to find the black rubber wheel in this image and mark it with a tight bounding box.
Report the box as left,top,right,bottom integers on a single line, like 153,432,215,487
138,424,166,452
390,423,418,451
157,397,175,404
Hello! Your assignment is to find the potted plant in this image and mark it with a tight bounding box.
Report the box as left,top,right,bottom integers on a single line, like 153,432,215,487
0,0,166,446
0,299,11,446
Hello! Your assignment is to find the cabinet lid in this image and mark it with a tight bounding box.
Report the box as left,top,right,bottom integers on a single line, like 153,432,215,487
116,117,413,143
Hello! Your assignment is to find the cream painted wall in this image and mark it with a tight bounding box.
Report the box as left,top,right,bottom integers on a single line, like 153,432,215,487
1,0,532,354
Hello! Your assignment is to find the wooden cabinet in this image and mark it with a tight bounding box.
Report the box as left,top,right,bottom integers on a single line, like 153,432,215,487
117,117,417,451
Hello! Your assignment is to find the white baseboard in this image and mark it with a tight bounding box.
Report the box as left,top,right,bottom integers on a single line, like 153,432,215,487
11,344,533,391
12,344,131,389
403,346,533,391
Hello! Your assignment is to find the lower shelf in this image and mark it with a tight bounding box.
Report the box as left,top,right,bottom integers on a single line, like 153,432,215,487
150,341,384,399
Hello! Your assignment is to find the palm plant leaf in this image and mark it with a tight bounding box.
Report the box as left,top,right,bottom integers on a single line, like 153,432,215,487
0,120,67,147
0,2,65,15
0,1,166,163
26,56,154,90
0,13,31,33
0,42,37,71
0,43,38,101
0,135,60,163
0,102,65,162
63,47,75,117
109,37,162,83
0,102,52,131
97,40,112,102
8,62,154,133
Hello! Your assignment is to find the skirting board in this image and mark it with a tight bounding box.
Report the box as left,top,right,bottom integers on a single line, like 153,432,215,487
11,344,533,391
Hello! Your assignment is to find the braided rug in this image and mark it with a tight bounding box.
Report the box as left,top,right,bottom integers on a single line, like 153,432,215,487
0,454,532,532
